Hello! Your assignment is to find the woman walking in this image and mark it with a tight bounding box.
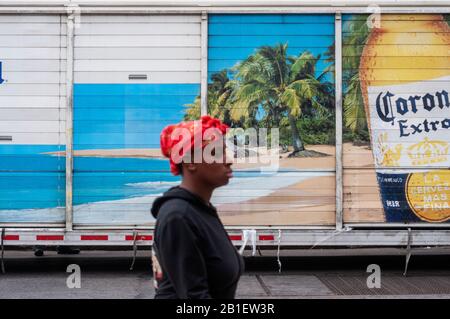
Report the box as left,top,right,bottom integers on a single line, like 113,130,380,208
151,116,244,299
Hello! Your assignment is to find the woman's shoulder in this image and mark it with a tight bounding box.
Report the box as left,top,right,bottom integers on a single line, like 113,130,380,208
156,198,197,224
154,199,202,238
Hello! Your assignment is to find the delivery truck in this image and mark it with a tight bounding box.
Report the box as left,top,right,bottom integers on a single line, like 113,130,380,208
0,1,449,266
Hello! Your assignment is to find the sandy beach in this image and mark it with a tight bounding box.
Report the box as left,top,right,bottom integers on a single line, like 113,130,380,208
220,143,384,225
218,145,336,225
219,142,384,225
38,143,384,226
218,175,336,225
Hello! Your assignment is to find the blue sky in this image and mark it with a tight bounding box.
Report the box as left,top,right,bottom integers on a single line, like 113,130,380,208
73,83,199,150
208,14,335,83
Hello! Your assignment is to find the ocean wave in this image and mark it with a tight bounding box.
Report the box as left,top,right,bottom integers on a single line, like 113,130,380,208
0,170,334,225
125,181,179,189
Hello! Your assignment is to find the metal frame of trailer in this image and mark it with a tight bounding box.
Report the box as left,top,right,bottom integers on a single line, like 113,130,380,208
0,1,450,252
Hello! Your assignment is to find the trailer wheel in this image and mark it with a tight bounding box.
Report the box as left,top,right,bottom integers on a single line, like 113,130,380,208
34,249,44,257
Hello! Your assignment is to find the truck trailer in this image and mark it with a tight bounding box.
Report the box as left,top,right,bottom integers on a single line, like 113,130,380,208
0,1,449,266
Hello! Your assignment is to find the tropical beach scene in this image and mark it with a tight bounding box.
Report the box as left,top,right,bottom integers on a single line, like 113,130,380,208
185,14,337,225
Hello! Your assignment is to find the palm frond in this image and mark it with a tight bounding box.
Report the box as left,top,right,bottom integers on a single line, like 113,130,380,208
290,51,316,81
343,73,366,132
281,88,301,117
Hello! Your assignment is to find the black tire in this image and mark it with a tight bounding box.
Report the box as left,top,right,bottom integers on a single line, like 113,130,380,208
34,249,44,257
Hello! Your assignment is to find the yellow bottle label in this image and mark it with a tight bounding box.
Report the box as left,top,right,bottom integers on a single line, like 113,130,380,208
367,77,450,222
406,170,450,222
368,76,450,169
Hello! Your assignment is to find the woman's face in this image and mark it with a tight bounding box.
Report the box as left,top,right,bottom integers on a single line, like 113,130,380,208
197,159,233,188
183,143,233,189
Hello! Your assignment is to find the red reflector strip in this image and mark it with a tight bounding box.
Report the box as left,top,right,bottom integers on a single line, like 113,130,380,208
229,235,242,241
259,235,275,241
125,235,152,241
37,235,64,241
2,235,19,241
80,235,108,241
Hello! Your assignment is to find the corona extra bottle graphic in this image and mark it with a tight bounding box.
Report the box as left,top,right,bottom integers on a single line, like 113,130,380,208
359,14,450,223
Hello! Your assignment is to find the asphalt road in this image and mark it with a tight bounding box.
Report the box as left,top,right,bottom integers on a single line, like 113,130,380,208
1,248,450,299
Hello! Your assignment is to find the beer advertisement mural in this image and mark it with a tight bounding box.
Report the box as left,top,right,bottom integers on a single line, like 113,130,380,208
343,14,450,223
1,12,448,227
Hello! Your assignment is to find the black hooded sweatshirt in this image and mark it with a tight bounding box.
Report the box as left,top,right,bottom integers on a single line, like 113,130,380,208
151,186,244,299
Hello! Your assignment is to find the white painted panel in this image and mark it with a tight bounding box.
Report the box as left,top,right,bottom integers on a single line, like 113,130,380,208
75,59,200,72
80,15,200,24
0,96,63,108
0,23,65,35
72,15,201,84
1,60,65,72
75,47,200,59
0,48,66,59
0,121,65,133
76,23,200,35
60,72,66,86
0,108,65,121
74,71,200,83
0,84,63,96
59,90,66,116
3,72,64,84
0,15,66,148
0,133,65,145
0,35,65,47
75,35,200,47
0,15,61,23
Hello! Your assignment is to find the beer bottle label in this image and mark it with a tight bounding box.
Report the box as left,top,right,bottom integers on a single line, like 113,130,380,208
367,75,450,222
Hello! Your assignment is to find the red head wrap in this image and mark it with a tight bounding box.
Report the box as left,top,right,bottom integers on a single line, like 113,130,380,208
160,115,229,175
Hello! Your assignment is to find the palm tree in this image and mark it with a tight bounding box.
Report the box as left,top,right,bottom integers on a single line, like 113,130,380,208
230,44,328,154
184,69,237,125
342,15,371,137
208,70,238,125
184,95,201,120
444,14,450,25
343,72,366,133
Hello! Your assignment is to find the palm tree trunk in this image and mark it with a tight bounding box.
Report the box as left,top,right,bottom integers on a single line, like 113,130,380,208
288,113,304,152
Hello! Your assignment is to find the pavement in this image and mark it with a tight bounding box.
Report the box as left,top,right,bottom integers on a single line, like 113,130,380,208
0,248,450,299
